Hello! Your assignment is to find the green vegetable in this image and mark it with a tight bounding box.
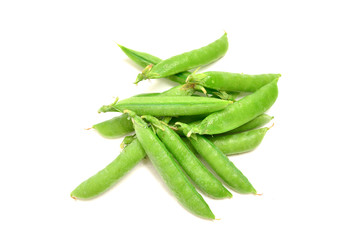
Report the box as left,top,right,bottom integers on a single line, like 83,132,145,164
143,115,232,199
119,43,238,100
93,85,194,138
178,123,256,194
128,111,215,220
70,139,146,199
98,96,232,117
208,128,270,155
135,33,228,83
192,80,278,135
187,71,281,93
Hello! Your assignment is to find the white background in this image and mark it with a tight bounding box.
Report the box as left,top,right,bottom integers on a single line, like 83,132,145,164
1,0,359,239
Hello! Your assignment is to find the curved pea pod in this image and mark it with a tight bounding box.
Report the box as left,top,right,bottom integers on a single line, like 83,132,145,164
98,96,232,117
181,127,269,156
92,114,134,139
143,115,232,199
70,139,146,199
93,85,195,138
192,80,278,135
118,44,240,100
135,33,229,83
127,111,215,220
187,71,281,93
177,123,256,194
208,128,269,155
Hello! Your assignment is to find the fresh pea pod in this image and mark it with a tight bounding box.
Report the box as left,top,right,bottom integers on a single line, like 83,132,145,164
208,128,270,155
119,44,238,100
70,139,146,199
172,113,272,136
93,85,195,139
187,71,281,93
72,123,269,200
177,123,256,194
143,115,232,199
192,80,278,135
93,114,134,139
135,33,228,83
127,111,215,220
99,96,232,117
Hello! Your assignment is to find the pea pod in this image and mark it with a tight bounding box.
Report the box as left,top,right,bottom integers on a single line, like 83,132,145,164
70,139,146,199
119,44,238,101
177,123,256,194
93,114,134,139
208,128,270,155
93,85,195,139
143,115,232,199
99,96,232,117
128,111,215,220
72,123,270,200
173,113,272,136
135,33,228,83
187,71,281,93
192,80,278,135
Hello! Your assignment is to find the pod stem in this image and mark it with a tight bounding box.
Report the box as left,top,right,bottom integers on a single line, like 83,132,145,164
134,64,153,84
98,97,119,113
186,68,209,85
120,135,136,149
175,122,196,139
211,90,231,100
142,115,165,131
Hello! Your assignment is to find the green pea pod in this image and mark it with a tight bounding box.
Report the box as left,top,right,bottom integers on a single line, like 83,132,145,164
93,85,195,139
128,111,215,220
172,113,272,136
98,96,232,117
135,33,228,83
143,115,232,199
118,43,239,100
72,124,270,200
70,139,146,199
177,123,256,195
187,71,281,93
192,80,278,135
208,128,270,155
92,114,134,139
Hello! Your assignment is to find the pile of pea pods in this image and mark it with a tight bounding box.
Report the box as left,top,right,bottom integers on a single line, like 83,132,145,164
71,33,280,220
